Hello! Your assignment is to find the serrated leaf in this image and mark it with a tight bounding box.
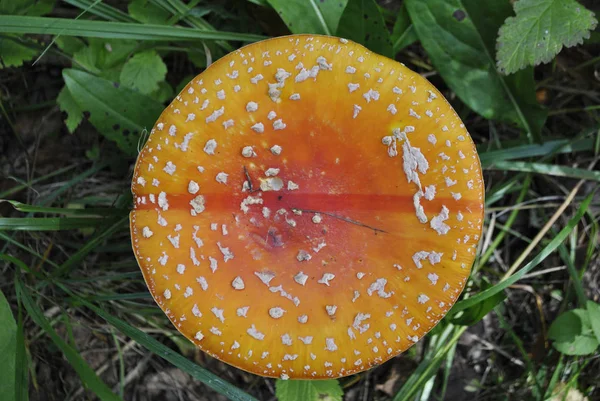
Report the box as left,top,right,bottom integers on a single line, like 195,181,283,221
73,38,138,79
0,290,17,401
267,0,348,35
128,0,170,25
57,86,84,133
276,379,343,401
0,36,37,69
337,0,393,58
587,301,600,343
548,310,583,343
497,0,598,75
120,50,167,95
405,0,547,142
391,3,418,53
63,68,163,155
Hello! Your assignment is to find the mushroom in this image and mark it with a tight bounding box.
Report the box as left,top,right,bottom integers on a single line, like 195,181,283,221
130,35,484,380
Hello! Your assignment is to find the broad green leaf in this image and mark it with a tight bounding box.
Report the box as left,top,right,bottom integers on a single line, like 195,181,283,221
16,280,123,401
128,0,171,25
497,0,598,74
266,0,348,35
405,0,547,142
25,0,55,16
337,0,393,57
62,69,163,155
391,3,418,53
0,36,37,69
553,335,599,356
120,50,167,95
0,16,267,42
587,301,600,343
450,281,506,326
0,0,54,15
15,296,28,401
548,310,583,343
73,38,138,80
0,290,17,401
55,36,85,55
57,86,84,133
276,379,343,401
149,80,174,103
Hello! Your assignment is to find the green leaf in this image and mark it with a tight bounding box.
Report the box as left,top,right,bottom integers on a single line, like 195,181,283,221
548,309,599,355
0,290,17,401
0,16,267,42
16,280,123,401
276,380,343,401
0,36,37,69
587,301,600,343
450,280,507,326
390,3,418,53
0,0,54,15
128,0,171,25
62,69,163,155
405,0,547,142
149,80,174,103
266,0,348,35
553,335,599,356
57,86,84,133
548,310,583,343
25,0,55,16
120,50,167,95
55,36,85,55
497,0,598,74
336,0,393,57
73,38,138,80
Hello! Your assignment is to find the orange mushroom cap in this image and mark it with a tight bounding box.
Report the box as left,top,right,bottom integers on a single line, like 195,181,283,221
130,34,484,380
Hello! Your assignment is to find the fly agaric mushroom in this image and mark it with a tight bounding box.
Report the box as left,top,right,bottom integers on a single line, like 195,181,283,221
130,35,484,380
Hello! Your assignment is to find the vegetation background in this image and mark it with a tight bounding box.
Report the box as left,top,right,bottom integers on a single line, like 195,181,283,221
0,0,599,400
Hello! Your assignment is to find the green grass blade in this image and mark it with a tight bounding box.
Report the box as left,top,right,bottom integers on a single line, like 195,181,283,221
63,0,136,22
452,189,595,314
0,232,60,271
2,200,124,216
478,136,595,166
0,16,268,42
53,215,129,278
490,161,600,182
393,325,466,400
0,217,115,231
0,164,78,199
73,296,259,401
16,279,123,401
